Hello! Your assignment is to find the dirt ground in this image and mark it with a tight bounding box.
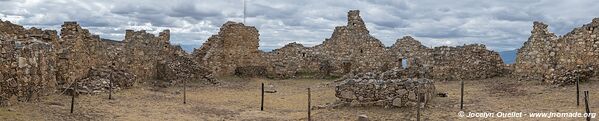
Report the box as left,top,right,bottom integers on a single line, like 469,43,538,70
1,76,598,121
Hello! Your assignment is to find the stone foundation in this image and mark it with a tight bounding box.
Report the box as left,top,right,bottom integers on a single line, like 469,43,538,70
335,70,435,108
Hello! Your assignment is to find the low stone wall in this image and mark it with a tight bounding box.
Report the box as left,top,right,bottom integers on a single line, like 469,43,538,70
73,66,136,94
335,71,435,108
234,66,267,77
156,55,217,87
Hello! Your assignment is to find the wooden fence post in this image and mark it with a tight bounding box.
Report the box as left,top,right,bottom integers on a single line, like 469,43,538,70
261,83,264,111
308,88,311,121
184,79,187,104
577,76,580,106
585,91,590,121
460,79,464,110
70,84,77,114
109,74,112,100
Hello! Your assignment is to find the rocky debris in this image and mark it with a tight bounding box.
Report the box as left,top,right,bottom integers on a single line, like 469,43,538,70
234,66,267,77
155,54,217,87
335,70,435,108
264,84,277,93
546,65,596,85
73,66,135,94
436,92,448,97
357,115,369,121
514,18,599,85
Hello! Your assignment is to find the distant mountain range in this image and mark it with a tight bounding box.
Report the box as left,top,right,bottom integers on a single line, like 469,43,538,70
499,49,518,64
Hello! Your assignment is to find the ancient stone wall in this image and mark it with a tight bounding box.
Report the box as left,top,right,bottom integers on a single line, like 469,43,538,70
55,22,104,85
514,18,599,85
0,19,58,105
335,70,435,108
124,29,181,82
192,21,265,77
195,10,504,80
513,22,559,81
314,10,392,76
262,42,322,79
156,53,216,87
430,44,504,80
1,20,210,105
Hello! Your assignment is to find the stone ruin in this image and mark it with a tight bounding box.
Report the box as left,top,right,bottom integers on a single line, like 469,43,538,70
192,21,265,77
335,68,435,108
195,10,505,81
514,18,599,85
156,54,217,87
0,19,215,105
73,66,135,94
10,9,597,106
389,36,504,81
0,21,58,105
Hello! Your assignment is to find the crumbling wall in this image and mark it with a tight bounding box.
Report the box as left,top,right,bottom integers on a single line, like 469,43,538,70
388,36,434,79
1,20,208,105
262,42,322,79
314,10,392,76
335,70,435,108
514,18,599,85
75,66,135,94
0,19,58,105
192,22,265,77
389,36,503,81
430,44,503,80
513,22,559,81
124,30,180,82
194,10,504,80
55,22,105,85
156,53,217,87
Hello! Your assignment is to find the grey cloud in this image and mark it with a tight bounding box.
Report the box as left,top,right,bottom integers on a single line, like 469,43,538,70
1,0,599,52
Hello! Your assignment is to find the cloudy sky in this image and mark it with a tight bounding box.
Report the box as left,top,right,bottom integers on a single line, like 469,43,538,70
1,0,598,52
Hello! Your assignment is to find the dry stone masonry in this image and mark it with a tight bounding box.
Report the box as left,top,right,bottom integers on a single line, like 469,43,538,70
335,69,436,108
7,9,592,106
192,21,265,77
1,20,58,105
74,66,135,94
197,10,504,81
514,18,599,85
0,19,214,105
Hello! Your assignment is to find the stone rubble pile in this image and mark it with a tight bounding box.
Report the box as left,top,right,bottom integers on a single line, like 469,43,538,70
156,54,217,87
73,66,135,94
546,65,596,85
335,69,435,108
